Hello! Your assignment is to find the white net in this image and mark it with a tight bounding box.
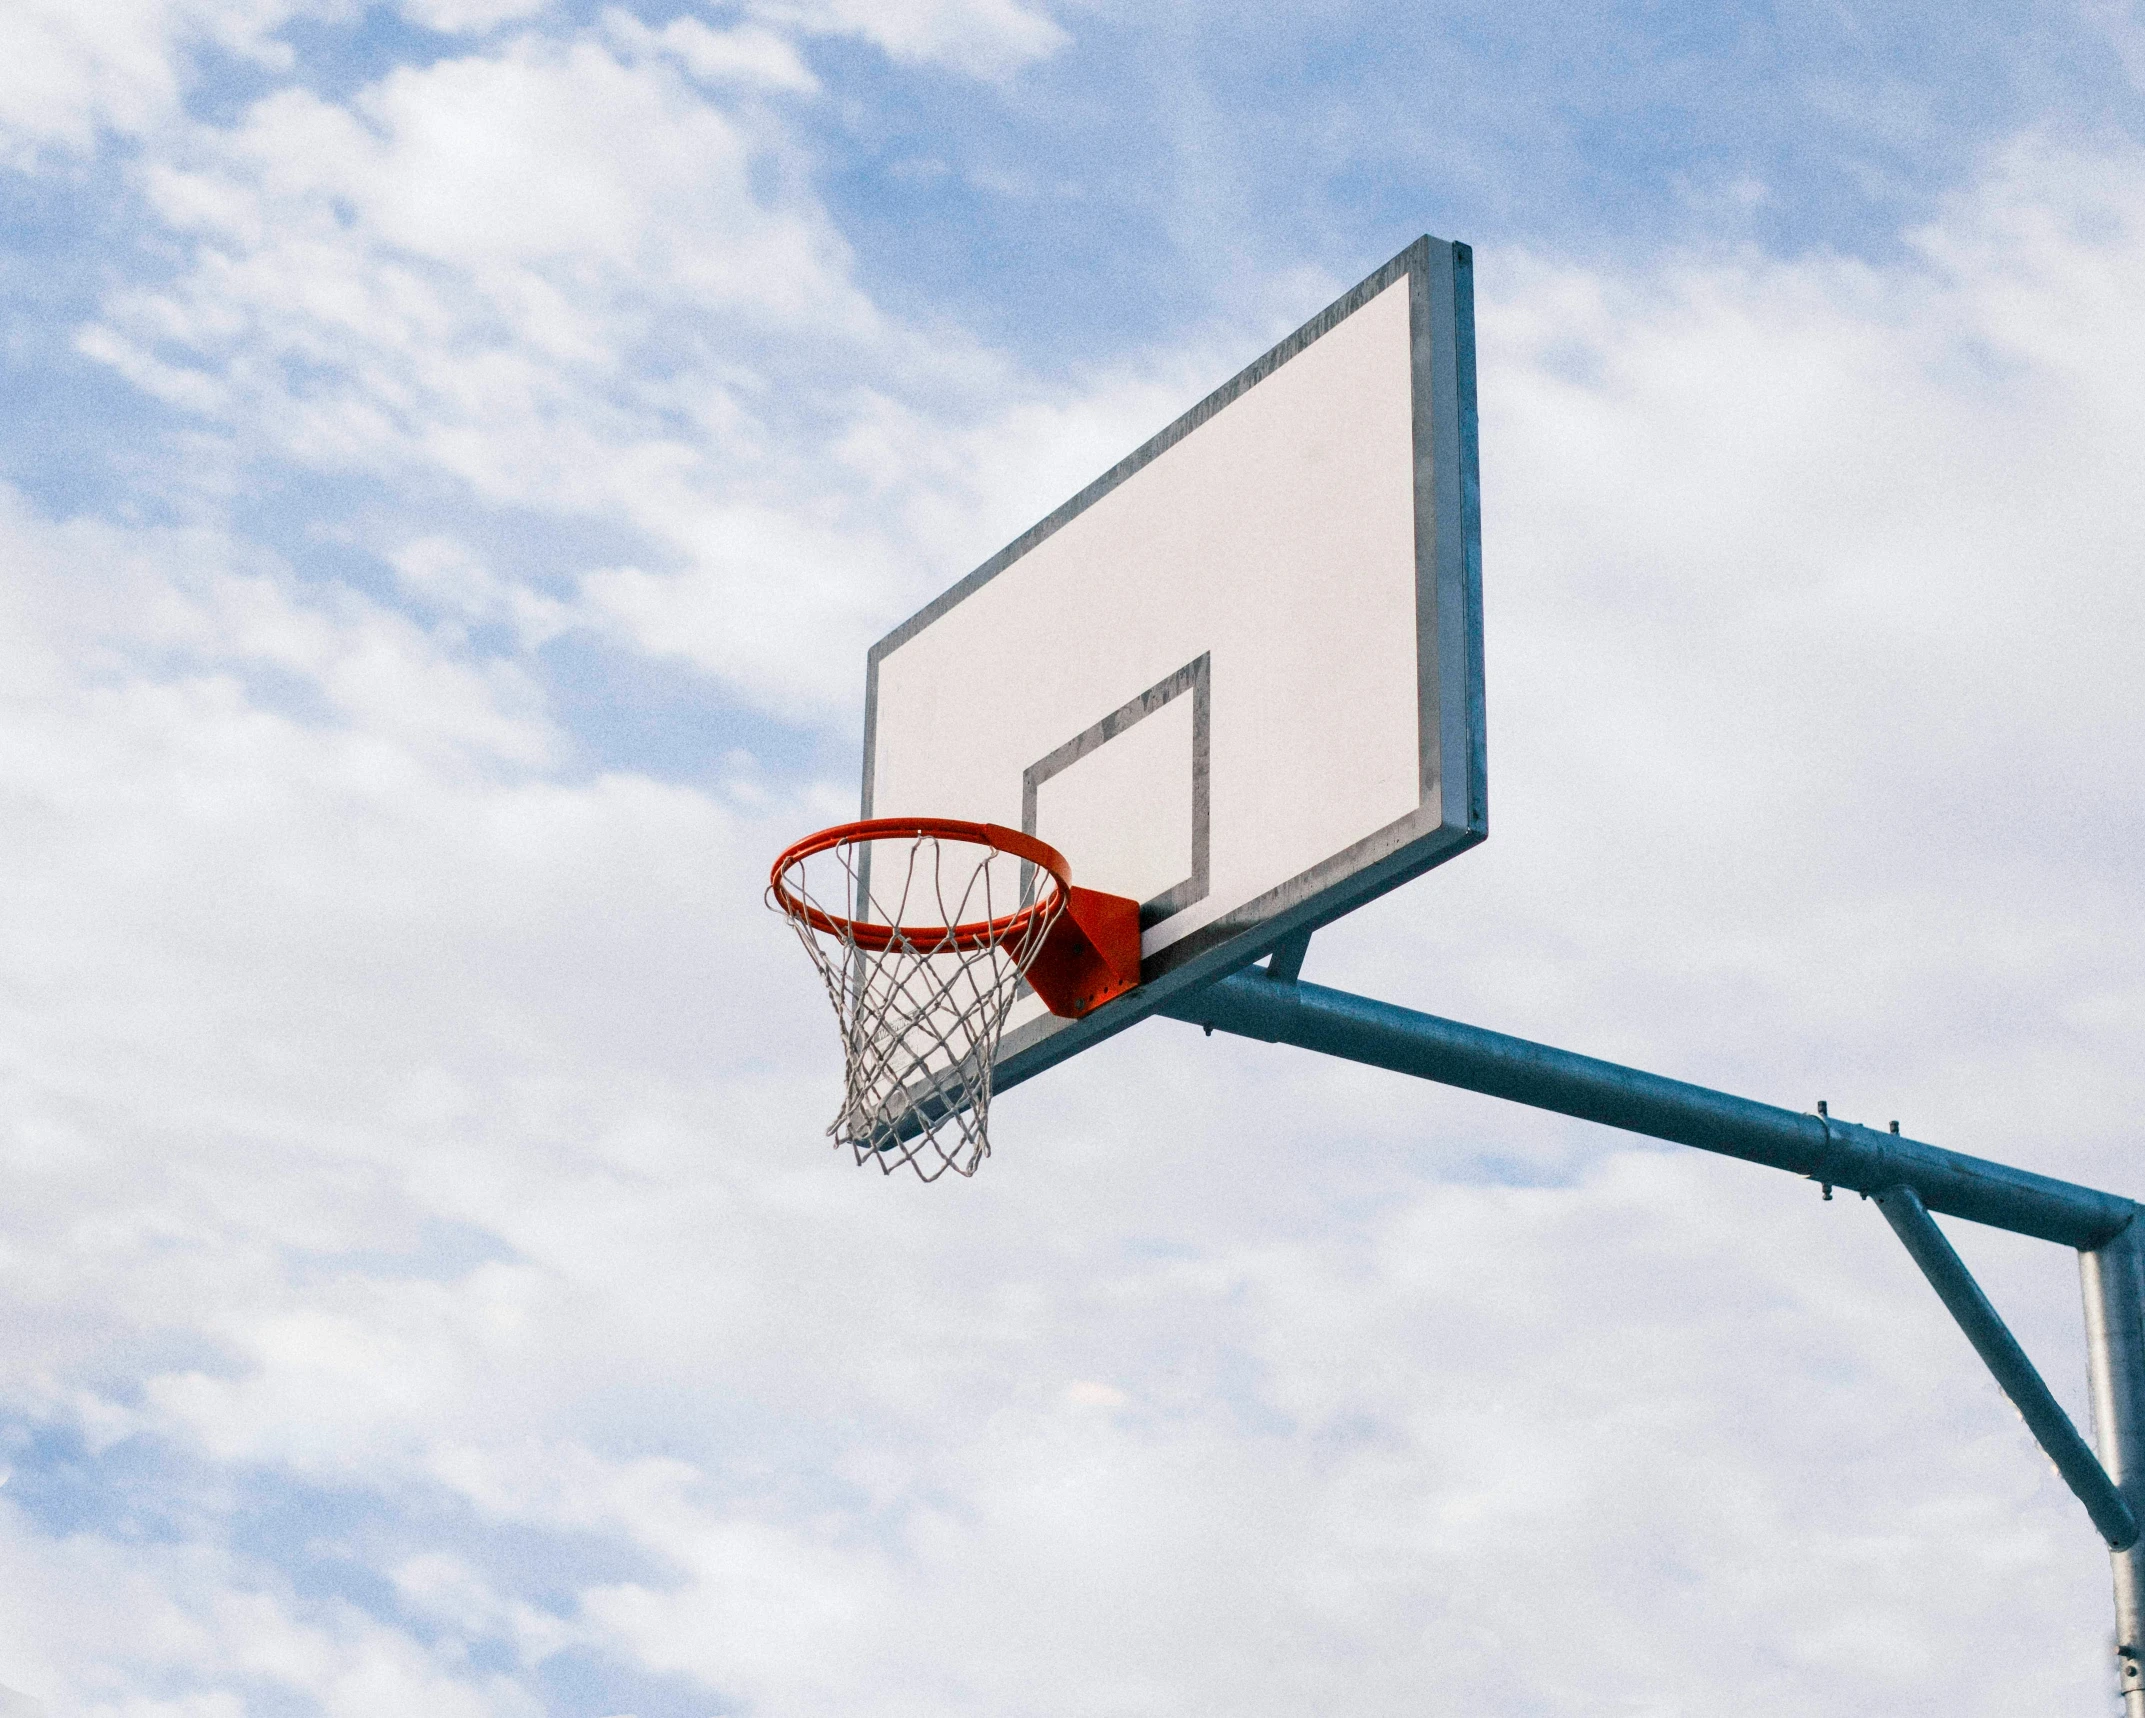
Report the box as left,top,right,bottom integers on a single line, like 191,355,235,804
770,827,1066,1180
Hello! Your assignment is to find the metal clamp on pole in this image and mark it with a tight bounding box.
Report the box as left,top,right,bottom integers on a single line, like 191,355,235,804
1872,1184,2137,1549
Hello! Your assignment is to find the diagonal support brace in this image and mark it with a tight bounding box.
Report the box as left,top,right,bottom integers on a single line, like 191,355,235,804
1875,1183,2138,1550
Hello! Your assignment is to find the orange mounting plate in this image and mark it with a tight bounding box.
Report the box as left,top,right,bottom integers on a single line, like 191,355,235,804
1027,885,1142,1018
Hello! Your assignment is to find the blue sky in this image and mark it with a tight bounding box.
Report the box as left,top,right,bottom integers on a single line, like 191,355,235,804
3,2,2145,1714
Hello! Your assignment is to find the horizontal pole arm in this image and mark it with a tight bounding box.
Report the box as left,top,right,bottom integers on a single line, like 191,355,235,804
1163,970,2137,1250
1875,1185,2138,1549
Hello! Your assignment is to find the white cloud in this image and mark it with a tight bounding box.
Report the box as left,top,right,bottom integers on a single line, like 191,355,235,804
2085,0,2145,90
397,0,549,34
603,8,821,93
95,30,873,428
745,0,1069,80
72,24,1048,716
0,0,316,162
0,1510,541,1717
390,534,572,645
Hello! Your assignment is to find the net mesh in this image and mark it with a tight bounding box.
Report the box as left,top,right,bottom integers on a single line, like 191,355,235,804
770,829,1065,1180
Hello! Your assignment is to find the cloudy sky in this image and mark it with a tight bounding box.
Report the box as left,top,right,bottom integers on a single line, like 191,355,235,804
3,0,2145,1713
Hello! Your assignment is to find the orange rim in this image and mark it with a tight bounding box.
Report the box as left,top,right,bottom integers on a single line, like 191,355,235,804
769,818,1071,953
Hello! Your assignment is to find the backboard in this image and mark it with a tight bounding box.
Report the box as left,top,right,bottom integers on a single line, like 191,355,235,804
861,235,1485,1093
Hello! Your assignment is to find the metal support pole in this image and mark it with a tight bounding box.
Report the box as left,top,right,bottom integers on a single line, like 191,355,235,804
1158,965,2145,1693
1166,969,2135,1248
1874,1185,2136,1548
2084,1219,2145,1714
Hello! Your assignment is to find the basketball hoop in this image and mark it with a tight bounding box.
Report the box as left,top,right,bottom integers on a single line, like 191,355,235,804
769,818,1141,1179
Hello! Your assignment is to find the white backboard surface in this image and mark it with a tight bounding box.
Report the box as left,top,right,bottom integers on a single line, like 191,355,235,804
863,236,1485,1088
